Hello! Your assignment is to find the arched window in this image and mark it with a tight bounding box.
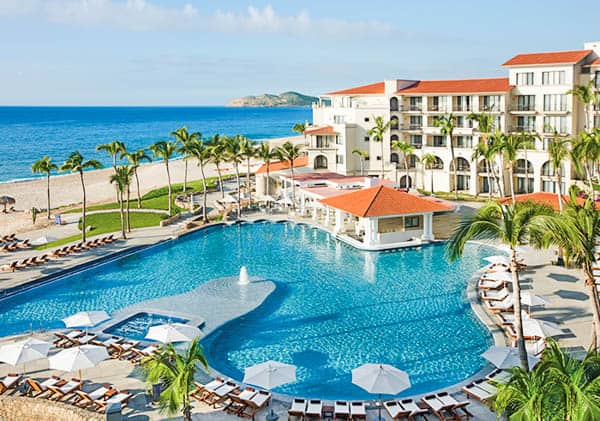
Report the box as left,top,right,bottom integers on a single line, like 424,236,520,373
390,134,399,142
514,159,534,174
390,153,399,163
453,157,470,172
399,175,412,189
390,97,399,111
432,156,444,169
314,155,328,169
390,116,399,129
541,161,562,177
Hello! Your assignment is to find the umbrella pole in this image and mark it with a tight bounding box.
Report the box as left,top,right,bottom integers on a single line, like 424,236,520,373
378,393,382,421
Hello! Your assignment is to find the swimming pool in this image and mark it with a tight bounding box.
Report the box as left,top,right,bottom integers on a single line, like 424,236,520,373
0,221,494,399
104,312,189,342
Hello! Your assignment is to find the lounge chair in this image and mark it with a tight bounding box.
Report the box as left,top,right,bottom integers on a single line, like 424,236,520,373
47,378,82,401
15,259,29,269
306,399,323,420
93,390,133,413
349,401,367,420
69,333,97,347
481,287,510,301
53,330,84,347
235,389,272,420
191,378,225,401
288,398,307,421
17,239,30,249
384,400,411,420
462,379,496,402
0,373,22,395
524,338,546,356
203,381,238,407
334,401,350,420
478,278,506,290
435,392,472,419
421,394,455,421
225,393,250,416
486,369,511,383
0,261,17,271
129,344,160,363
109,340,139,359
485,294,514,312
398,399,429,419
92,336,123,349
22,376,62,398
73,384,113,408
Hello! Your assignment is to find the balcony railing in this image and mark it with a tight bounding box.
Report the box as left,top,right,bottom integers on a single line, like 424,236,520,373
514,126,536,133
409,142,423,149
454,105,472,112
407,105,422,112
409,124,422,130
512,105,536,112
480,104,500,112
428,105,450,112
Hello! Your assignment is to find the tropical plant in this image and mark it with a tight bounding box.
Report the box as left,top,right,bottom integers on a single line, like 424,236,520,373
189,138,211,223
447,201,554,370
368,116,391,179
433,114,457,198
352,148,369,176
255,143,276,195
122,149,152,208
149,140,178,216
109,166,133,238
545,128,570,211
97,140,126,202
292,122,306,136
208,135,226,198
469,112,503,197
494,132,523,203
59,152,102,242
571,129,600,195
240,136,257,198
471,140,495,198
224,135,244,216
31,156,58,219
517,132,538,194
172,126,201,193
421,153,438,194
391,140,415,189
277,141,303,202
142,337,209,421
567,80,599,130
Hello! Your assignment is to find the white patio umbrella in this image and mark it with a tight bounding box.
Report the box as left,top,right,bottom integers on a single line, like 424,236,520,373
145,323,201,343
522,319,564,338
521,293,551,313
352,364,411,421
0,338,51,374
62,311,110,329
496,245,526,255
482,346,540,369
243,360,297,390
483,255,510,266
48,345,109,379
30,236,57,246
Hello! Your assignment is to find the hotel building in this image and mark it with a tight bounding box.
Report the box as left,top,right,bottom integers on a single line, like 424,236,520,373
305,41,600,196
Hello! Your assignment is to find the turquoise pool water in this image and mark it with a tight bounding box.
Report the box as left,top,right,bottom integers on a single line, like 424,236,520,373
104,312,189,342
0,221,494,399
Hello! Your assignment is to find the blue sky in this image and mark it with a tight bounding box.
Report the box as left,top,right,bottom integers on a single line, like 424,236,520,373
1,0,599,105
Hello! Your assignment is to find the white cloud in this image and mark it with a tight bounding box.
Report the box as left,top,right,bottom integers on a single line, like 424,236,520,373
0,0,393,38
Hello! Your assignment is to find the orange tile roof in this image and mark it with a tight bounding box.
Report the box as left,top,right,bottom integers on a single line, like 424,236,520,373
255,156,308,174
498,192,600,210
396,78,511,94
325,81,385,96
319,185,453,217
502,50,592,66
304,126,339,135
590,57,600,66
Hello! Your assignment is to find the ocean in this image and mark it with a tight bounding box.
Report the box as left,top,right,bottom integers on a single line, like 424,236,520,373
0,106,312,183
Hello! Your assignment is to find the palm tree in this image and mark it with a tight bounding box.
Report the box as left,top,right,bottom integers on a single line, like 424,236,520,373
149,140,178,216
109,166,131,239
277,141,303,202
59,152,102,242
471,141,496,198
172,126,201,193
142,337,209,421
292,122,306,136
189,138,211,223
447,201,553,370
469,112,501,197
495,132,522,203
352,148,369,176
368,116,391,179
571,129,600,195
224,135,245,217
545,128,570,211
31,156,58,219
255,143,276,195
97,140,126,202
391,140,415,189
541,194,600,350
517,132,537,194
433,114,457,198
421,153,438,194
208,135,226,198
122,149,152,208
493,364,550,421
567,80,599,130
240,136,257,198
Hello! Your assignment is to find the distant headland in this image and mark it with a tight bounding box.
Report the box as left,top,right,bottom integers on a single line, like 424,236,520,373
226,91,318,107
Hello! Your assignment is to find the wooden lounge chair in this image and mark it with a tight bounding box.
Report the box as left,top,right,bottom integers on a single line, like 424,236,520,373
73,384,113,408
333,401,350,420
191,378,225,401
398,399,429,420
305,399,323,420
47,378,82,401
129,344,160,363
203,381,238,407
15,259,29,269
70,333,98,346
481,288,510,301
17,239,30,249
53,330,84,347
236,390,271,420
486,369,511,383
224,388,254,416
462,379,496,403
435,392,472,419
1,261,18,272
22,376,62,398
0,373,22,395
349,401,367,420
93,390,133,413
384,401,411,420
109,340,139,359
421,394,455,421
288,398,307,421
485,294,514,312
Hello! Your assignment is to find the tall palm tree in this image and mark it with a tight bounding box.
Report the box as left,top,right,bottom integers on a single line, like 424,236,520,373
277,141,303,202
60,152,102,242
208,135,226,198
149,140,178,216
109,166,131,239
292,122,306,135
493,363,550,421
545,129,570,211
189,138,211,223
517,132,537,194
391,139,415,189
255,143,276,195
433,114,457,198
567,80,599,130
96,140,126,202
122,149,152,208
471,141,497,198
495,133,522,203
224,135,245,217
352,148,369,176
447,201,553,370
469,112,501,197
240,136,257,197
142,337,208,421
172,126,201,193
421,153,438,194
571,129,600,195
368,116,391,179
31,156,58,219
541,194,600,350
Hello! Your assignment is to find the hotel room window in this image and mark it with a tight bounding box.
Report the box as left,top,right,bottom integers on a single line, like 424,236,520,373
404,216,420,229
542,71,565,85
336,155,344,164
543,94,567,111
516,72,534,86
336,135,343,145
543,116,567,133
595,71,600,89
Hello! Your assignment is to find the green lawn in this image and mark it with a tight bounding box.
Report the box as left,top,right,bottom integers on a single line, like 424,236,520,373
34,211,163,250
417,190,489,202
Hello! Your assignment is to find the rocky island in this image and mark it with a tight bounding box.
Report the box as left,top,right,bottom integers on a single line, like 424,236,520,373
227,91,318,107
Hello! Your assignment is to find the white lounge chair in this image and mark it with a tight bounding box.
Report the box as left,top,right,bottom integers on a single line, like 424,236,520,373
384,400,411,420
350,401,367,420
306,399,323,419
334,401,350,420
481,287,510,301
288,398,307,420
485,294,514,312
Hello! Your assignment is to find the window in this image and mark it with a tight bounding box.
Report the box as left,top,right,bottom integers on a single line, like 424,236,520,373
409,116,422,129
542,71,566,85
410,135,422,147
431,96,448,111
404,216,420,229
516,116,536,132
493,116,502,131
456,116,472,128
595,116,600,129
543,94,567,111
481,95,501,111
433,135,445,147
455,96,472,111
336,154,344,164
364,117,370,122
335,135,343,145
409,97,422,111
516,72,534,86
364,136,370,142
376,156,381,161
316,136,328,148
455,136,473,148
390,116,399,129
543,116,567,133
516,95,535,111
595,71,600,89
390,153,399,163
333,115,345,124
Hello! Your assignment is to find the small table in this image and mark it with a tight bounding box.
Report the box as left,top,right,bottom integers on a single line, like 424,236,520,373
322,405,334,420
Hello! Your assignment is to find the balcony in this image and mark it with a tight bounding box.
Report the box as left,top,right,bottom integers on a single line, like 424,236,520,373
409,142,423,149
511,104,536,113
403,105,422,112
480,104,501,113
513,126,536,133
454,105,472,112
428,105,450,112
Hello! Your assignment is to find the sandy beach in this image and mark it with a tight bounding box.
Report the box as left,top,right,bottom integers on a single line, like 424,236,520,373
0,135,303,233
